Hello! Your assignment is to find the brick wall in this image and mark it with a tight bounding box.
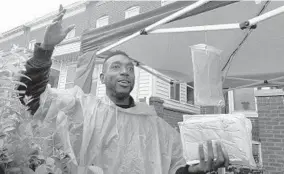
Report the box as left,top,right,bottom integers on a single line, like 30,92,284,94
163,108,185,130
256,91,284,174
149,97,195,131
87,1,161,28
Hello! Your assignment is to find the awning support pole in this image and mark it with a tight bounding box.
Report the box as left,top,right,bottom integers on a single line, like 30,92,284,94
150,23,241,34
150,5,284,34
96,0,211,55
240,5,284,29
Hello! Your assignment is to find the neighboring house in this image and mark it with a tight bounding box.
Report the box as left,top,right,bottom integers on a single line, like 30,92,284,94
0,1,199,121
0,1,270,170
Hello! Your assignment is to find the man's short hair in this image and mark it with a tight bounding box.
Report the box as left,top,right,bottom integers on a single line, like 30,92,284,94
99,50,132,73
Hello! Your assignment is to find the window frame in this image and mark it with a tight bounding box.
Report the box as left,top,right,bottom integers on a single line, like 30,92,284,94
161,0,177,6
228,88,258,117
125,6,140,19
170,83,181,101
65,64,77,89
28,39,36,51
96,15,109,28
186,82,194,105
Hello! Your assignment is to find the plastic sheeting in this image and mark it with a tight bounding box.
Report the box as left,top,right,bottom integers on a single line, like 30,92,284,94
178,114,256,168
190,44,224,106
33,85,186,174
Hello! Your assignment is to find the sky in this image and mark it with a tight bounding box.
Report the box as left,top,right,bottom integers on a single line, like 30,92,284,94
0,0,82,33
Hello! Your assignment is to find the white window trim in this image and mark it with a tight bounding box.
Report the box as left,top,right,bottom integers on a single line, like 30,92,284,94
125,6,140,19
49,68,60,88
228,89,258,117
65,64,77,88
161,0,177,6
96,15,109,28
28,39,36,51
169,83,181,102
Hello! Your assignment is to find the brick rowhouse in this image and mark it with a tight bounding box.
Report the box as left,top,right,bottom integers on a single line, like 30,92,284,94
255,89,284,174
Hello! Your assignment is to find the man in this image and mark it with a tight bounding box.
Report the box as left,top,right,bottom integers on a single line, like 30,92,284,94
18,5,229,174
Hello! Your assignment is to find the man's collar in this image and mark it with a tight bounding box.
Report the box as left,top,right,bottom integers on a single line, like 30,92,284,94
116,96,135,109
128,96,136,107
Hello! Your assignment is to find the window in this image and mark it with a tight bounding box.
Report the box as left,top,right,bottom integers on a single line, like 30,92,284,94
65,28,76,40
96,16,109,28
125,6,140,19
28,40,36,51
161,0,177,6
170,83,180,101
228,88,258,117
65,65,76,89
186,82,194,104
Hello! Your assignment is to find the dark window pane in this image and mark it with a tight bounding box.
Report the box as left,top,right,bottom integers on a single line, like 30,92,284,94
175,83,180,100
187,82,194,104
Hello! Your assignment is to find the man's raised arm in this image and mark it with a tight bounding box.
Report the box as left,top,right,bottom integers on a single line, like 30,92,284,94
17,5,75,115
18,44,54,115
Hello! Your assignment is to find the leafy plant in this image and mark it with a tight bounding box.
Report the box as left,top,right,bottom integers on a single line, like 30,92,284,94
0,45,69,174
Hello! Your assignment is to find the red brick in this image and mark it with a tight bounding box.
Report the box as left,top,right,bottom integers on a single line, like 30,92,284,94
274,134,284,139
269,147,283,151
273,130,281,134
267,138,282,143
265,122,280,126
268,155,282,159
261,133,274,138
273,125,284,129
257,94,284,174
269,163,283,167
265,166,276,171
263,151,275,155
262,142,275,147
271,172,283,174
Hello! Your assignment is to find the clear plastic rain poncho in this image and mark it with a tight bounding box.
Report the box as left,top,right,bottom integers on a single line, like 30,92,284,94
32,84,186,173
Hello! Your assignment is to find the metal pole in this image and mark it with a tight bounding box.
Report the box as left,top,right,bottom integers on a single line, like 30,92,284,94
96,0,210,55
150,23,240,34
150,5,284,34
249,5,284,26
137,64,171,84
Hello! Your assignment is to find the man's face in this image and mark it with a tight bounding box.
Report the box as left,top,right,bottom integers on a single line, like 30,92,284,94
100,54,135,98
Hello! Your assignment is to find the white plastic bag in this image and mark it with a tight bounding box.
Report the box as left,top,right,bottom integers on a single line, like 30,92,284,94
190,44,224,106
178,114,256,168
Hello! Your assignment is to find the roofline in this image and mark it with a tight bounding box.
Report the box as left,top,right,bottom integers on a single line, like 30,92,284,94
0,1,88,38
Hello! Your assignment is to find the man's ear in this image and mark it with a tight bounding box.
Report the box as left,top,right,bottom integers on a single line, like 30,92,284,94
100,73,105,84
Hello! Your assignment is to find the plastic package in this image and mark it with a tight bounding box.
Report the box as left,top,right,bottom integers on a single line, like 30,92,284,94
190,44,224,106
178,114,256,168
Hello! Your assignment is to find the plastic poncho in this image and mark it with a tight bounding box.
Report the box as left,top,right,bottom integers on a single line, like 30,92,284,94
33,85,186,174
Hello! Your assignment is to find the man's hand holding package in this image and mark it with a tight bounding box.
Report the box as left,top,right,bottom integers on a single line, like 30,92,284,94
188,140,229,174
